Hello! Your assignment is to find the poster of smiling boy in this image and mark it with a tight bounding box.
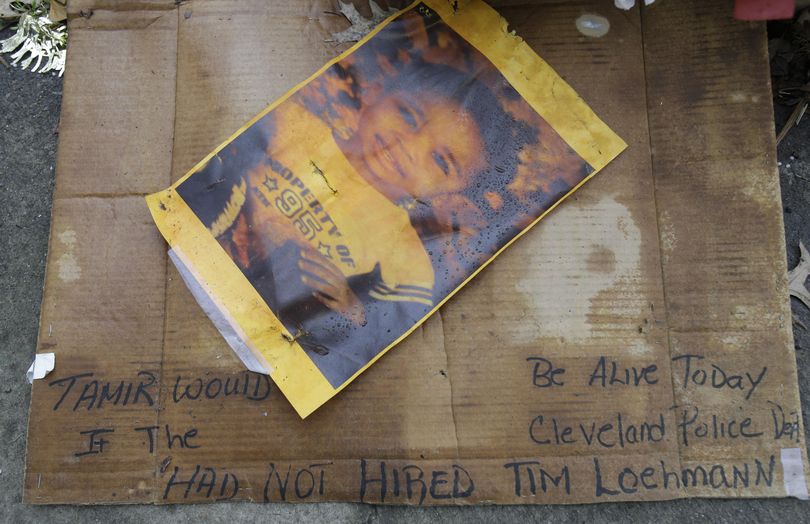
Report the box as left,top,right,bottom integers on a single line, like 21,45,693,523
147,0,626,417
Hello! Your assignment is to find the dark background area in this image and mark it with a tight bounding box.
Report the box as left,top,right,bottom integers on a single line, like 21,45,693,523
1,12,809,523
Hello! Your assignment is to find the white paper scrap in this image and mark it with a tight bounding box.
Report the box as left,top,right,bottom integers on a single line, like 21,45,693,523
781,448,810,500
26,352,55,384
168,248,272,375
615,0,657,9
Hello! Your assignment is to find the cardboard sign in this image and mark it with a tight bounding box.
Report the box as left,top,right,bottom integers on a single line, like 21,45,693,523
145,0,625,417
24,0,809,505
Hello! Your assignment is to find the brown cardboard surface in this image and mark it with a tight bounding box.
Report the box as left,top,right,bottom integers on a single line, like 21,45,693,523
23,0,809,505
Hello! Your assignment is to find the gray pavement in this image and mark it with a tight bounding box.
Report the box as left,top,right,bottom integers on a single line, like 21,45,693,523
2,24,810,523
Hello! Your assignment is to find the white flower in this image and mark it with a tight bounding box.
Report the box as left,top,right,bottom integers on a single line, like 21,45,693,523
1,1,67,76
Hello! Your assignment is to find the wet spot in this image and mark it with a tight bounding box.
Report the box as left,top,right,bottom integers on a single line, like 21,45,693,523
58,252,81,282
586,245,617,274
658,210,676,264
57,229,76,246
57,229,81,282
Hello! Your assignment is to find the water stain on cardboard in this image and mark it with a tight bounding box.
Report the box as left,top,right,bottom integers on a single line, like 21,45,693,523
515,195,642,344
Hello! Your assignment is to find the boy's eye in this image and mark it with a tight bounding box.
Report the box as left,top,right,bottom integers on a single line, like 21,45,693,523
398,104,419,130
432,151,450,176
